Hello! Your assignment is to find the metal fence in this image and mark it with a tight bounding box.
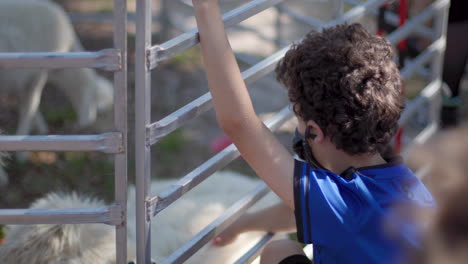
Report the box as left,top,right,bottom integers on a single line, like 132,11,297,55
0,0,128,263
135,0,449,263
0,0,450,263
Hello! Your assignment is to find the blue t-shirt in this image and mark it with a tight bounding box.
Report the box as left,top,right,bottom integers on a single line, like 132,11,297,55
293,157,435,264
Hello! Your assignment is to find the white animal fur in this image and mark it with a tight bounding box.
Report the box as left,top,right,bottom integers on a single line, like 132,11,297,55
0,0,113,136
0,171,282,263
0,193,123,264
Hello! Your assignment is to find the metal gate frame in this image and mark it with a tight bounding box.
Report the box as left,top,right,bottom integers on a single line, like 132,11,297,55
135,0,449,263
0,0,449,263
0,0,128,263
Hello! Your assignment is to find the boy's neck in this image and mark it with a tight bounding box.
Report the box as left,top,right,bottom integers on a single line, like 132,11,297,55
324,150,387,175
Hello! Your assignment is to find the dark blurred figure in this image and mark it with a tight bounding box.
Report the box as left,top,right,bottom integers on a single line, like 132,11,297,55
440,0,468,128
408,125,468,263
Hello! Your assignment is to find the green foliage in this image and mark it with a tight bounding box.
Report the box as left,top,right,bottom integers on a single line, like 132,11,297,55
43,107,77,125
0,225,5,240
3,152,115,207
168,47,202,71
157,129,187,154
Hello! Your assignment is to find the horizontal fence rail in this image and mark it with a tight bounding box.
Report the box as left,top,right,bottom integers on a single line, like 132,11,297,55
148,0,284,69
0,49,121,71
69,12,159,25
276,5,325,29
233,233,275,264
0,132,123,153
147,48,289,145
148,106,293,217
399,79,442,127
0,204,123,225
344,0,434,39
161,183,271,264
386,0,448,46
400,38,445,80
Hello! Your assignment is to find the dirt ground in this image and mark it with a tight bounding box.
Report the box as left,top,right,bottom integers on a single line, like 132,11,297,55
0,0,467,209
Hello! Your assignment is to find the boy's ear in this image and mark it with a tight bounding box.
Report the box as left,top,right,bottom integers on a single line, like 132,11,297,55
306,120,324,142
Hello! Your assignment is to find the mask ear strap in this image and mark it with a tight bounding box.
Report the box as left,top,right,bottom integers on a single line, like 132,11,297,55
305,126,317,140
303,126,326,170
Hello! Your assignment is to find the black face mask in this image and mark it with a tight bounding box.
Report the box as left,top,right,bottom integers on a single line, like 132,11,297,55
292,126,326,170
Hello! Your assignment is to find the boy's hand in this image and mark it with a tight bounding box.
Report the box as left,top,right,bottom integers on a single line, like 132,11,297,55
212,219,245,247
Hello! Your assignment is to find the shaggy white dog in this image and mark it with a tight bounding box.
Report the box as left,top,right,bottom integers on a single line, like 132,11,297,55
0,0,113,136
0,171,282,263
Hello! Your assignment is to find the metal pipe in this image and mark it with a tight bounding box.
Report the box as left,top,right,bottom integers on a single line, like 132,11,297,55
386,0,449,46
399,79,441,127
0,133,122,153
148,107,293,217
160,183,271,264
344,0,434,39
135,0,153,262
276,5,325,29
0,49,121,71
147,47,289,145
113,0,129,263
148,0,284,69
400,38,445,80
233,233,275,264
0,205,123,225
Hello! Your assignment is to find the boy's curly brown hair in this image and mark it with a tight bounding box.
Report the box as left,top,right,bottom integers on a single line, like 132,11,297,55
276,23,404,154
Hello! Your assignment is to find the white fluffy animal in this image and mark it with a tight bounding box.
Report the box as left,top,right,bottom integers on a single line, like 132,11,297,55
0,0,113,135
0,171,282,263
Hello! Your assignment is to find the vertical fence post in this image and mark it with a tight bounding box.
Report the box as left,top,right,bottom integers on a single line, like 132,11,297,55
275,3,284,48
113,0,128,262
428,1,449,129
333,0,344,19
136,0,152,262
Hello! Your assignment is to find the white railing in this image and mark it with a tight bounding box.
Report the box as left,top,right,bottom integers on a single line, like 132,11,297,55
135,0,449,263
0,0,128,263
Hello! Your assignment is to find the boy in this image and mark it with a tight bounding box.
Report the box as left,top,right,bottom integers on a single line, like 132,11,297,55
192,0,435,263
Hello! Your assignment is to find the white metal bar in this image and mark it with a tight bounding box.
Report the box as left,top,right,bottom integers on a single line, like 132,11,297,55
113,0,128,263
0,204,123,225
399,80,441,127
135,0,152,262
344,0,434,39
147,47,289,145
148,0,284,69
402,122,439,161
400,38,445,80
276,5,325,29
425,0,449,138
233,233,275,264
323,0,388,29
0,50,121,71
386,0,449,46
415,164,432,180
148,106,293,217
384,10,433,39
0,133,122,153
160,183,271,264
69,12,160,25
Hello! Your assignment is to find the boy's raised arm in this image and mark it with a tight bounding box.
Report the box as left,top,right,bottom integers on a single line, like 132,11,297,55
192,0,295,208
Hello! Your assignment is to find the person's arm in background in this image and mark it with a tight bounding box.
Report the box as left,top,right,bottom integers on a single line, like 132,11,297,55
213,201,296,246
192,0,296,208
